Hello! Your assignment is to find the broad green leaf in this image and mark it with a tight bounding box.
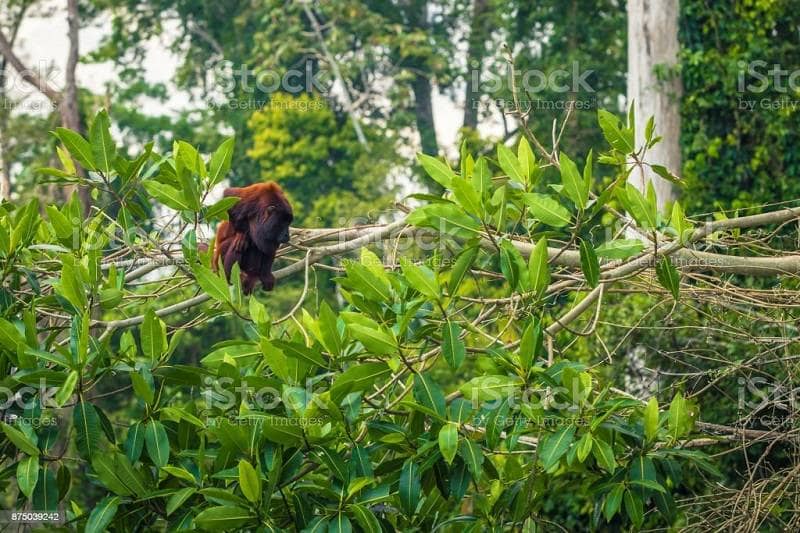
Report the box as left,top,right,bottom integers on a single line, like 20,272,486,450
85,495,119,533
448,246,478,295
330,363,392,404
209,137,235,186
459,375,522,405
91,452,148,497
528,237,550,297
594,239,644,260
145,420,170,468
407,204,481,238
238,459,261,503
89,110,116,173
32,468,57,511
579,239,600,288
623,490,644,527
54,128,96,170
597,109,634,153
167,487,196,516
518,137,536,182
412,374,446,418
347,323,397,356
523,193,571,227
668,392,697,441
459,439,484,480
623,184,657,229
400,259,439,299
576,433,593,462
438,424,458,465
559,152,588,209
399,459,421,515
497,144,525,184
539,425,576,470
670,201,693,244
17,456,39,498
451,177,482,216
74,402,100,459
644,397,659,441
193,264,230,303
518,319,542,372
344,261,392,302
604,484,624,521
143,181,193,212
141,309,167,360
194,506,252,530
348,503,381,533
442,321,465,370
124,422,145,462
656,256,681,300
55,370,78,407
0,318,27,355
592,436,616,473
418,153,455,188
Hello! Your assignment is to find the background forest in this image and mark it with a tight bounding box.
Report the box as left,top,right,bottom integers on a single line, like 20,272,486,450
0,0,799,531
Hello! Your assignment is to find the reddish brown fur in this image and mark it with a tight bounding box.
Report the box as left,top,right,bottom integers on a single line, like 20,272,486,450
212,182,293,294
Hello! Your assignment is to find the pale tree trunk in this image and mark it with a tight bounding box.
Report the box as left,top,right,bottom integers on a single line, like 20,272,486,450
462,0,489,131
626,0,681,210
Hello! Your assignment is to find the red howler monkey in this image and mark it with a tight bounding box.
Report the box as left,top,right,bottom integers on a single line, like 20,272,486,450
212,182,293,294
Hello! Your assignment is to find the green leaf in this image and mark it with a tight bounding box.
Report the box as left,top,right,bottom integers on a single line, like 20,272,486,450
623,490,644,527
595,239,644,260
604,484,624,521
89,110,116,173
669,201,693,244
348,504,381,533
442,321,465,370
399,459,421,515
245,415,305,446
576,432,593,462
85,495,120,533
623,183,657,229
528,237,550,297
32,468,57,511
91,452,148,497
343,261,392,302
518,319,542,372
347,323,397,356
0,318,27,355
418,153,455,188
451,177,483,216
592,436,616,473
539,425,576,470
331,362,391,403
644,397,659,441
55,370,78,407
17,456,39,498
124,422,145,462
448,246,478,295
194,506,252,530
167,487,196,516
597,109,634,154
459,439,484,480
54,128,96,170
205,196,240,221
438,424,459,465
144,420,170,468
141,309,167,360
412,374,446,419
497,144,525,184
523,193,571,227
579,239,600,288
655,256,681,300
209,137,235,186
559,152,588,209
459,375,522,404
668,392,697,441
130,371,155,405
238,459,261,503
143,181,193,212
400,259,439,299
407,203,481,238
518,137,536,182
193,264,231,303
74,402,100,459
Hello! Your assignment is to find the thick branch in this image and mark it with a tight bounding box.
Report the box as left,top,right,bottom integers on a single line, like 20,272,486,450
0,27,61,103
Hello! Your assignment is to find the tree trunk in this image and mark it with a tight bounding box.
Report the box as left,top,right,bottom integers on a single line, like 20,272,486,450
63,0,91,212
462,0,489,131
626,0,681,209
412,71,438,156
0,60,9,200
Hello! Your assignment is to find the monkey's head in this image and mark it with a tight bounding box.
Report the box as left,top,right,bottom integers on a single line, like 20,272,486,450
265,202,293,244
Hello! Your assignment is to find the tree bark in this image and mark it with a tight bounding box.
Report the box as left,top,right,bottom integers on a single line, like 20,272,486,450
626,0,682,209
462,0,489,131
411,71,438,156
